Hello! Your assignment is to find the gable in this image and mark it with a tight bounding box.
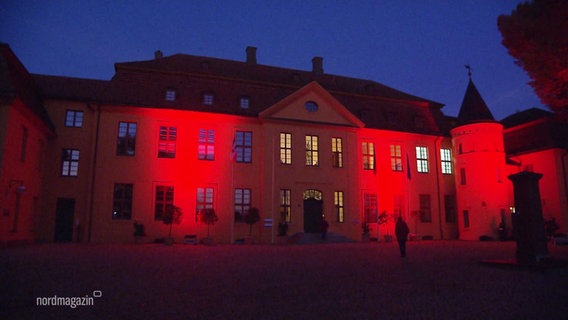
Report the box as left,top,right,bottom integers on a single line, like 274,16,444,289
259,81,364,128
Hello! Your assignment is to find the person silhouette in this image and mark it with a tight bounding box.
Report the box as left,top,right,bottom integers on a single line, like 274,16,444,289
395,217,410,257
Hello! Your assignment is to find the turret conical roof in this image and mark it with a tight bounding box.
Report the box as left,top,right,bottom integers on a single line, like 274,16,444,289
457,79,495,124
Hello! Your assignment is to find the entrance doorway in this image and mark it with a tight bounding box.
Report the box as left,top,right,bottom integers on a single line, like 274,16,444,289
54,198,75,242
303,189,323,233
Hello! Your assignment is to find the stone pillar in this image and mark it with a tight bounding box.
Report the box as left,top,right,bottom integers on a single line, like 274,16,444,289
508,171,548,265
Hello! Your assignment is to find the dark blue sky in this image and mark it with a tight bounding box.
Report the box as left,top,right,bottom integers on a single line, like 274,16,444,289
1,0,542,120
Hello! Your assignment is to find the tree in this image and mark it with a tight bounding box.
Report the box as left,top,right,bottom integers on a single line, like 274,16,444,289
199,208,218,237
498,0,568,117
163,205,183,241
244,207,260,236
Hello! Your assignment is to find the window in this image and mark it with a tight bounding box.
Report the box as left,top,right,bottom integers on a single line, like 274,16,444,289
117,122,137,156
363,193,377,223
393,195,405,218
390,144,402,171
154,185,174,221
419,194,432,222
444,195,457,223
305,101,319,112
305,135,319,166
463,210,470,228
203,93,214,105
165,89,177,101
334,191,345,222
416,146,429,173
158,126,177,158
331,138,343,168
196,187,214,221
112,183,133,220
233,131,252,163
362,142,375,170
20,126,28,162
460,168,466,185
440,148,452,174
61,149,79,176
65,110,83,127
280,189,291,223
239,97,250,109
234,188,251,222
198,129,215,160
280,133,292,165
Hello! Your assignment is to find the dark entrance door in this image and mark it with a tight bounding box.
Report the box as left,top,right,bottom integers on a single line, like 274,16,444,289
303,198,323,233
54,198,75,242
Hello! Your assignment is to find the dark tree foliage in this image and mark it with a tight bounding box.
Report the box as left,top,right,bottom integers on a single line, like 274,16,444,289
244,207,261,236
498,0,568,117
163,205,183,238
199,208,219,237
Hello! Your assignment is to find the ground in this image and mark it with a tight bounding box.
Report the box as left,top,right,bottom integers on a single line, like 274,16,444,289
2,240,567,319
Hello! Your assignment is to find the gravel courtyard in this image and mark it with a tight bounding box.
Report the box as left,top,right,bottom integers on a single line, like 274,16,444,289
2,240,567,319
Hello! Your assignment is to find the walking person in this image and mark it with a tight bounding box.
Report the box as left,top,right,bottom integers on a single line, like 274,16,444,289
395,217,410,257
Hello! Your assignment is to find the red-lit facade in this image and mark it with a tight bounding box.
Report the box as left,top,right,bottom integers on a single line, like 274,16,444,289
1,44,567,245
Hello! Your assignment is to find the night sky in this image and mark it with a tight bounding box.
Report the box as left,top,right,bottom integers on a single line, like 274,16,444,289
1,0,543,120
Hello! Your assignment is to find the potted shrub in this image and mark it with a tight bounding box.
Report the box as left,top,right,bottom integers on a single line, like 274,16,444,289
133,221,146,244
378,211,394,242
244,207,260,243
199,208,218,245
162,205,183,245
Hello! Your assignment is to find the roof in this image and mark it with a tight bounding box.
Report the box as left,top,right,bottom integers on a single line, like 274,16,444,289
456,79,495,125
0,43,55,133
501,107,553,128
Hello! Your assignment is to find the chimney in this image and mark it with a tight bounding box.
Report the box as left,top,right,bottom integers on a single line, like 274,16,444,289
246,46,257,64
312,56,323,74
154,50,163,60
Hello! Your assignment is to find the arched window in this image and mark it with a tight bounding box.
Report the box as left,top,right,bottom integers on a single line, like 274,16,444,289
303,189,322,200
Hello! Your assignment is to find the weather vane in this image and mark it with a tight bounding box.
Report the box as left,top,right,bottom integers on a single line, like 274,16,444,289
465,64,472,79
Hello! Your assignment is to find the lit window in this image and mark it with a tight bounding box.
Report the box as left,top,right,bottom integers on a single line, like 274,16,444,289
234,188,251,222
362,142,375,170
334,191,344,222
239,97,250,109
419,194,432,222
440,148,452,174
203,93,214,105
198,129,215,160
155,185,174,221
390,144,402,171
65,110,83,127
61,149,79,176
305,135,319,166
196,187,214,221
364,193,377,223
280,133,292,165
233,131,252,163
416,146,429,173
332,138,343,168
117,122,137,156
280,189,291,223
158,126,177,158
165,90,177,101
113,183,133,220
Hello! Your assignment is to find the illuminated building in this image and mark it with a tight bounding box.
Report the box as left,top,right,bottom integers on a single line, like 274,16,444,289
1,43,566,244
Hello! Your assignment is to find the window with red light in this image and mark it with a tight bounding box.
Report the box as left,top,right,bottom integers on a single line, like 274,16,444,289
158,126,177,158
393,194,405,218
440,148,452,174
117,122,137,156
154,185,174,221
280,189,291,223
198,129,215,160
280,133,292,165
305,135,319,166
419,194,432,222
390,144,402,171
61,148,79,176
416,146,429,173
334,191,344,222
233,131,252,163
332,138,343,168
113,183,133,220
362,142,375,170
234,188,251,222
196,187,214,221
463,210,470,228
363,193,377,223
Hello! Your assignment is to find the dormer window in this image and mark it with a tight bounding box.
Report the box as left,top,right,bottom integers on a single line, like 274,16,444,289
305,101,318,112
239,97,250,109
203,93,214,105
165,89,177,101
